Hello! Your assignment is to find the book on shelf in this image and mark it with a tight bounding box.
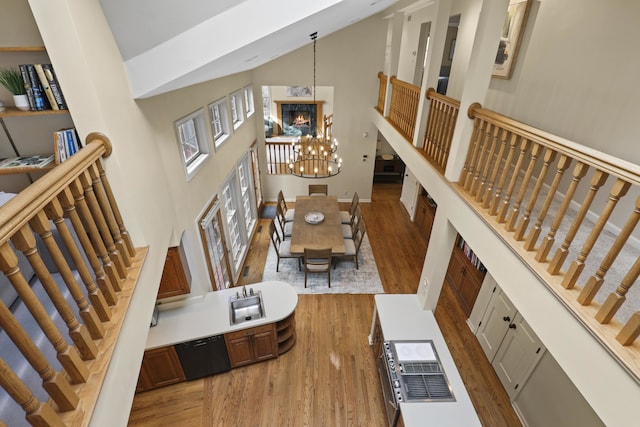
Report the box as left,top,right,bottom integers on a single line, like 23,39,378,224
34,64,58,110
25,64,49,111
18,64,36,111
41,64,67,110
0,155,54,169
53,128,82,164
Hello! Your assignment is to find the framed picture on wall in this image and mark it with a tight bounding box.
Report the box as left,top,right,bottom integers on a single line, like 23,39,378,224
492,0,532,79
286,86,312,97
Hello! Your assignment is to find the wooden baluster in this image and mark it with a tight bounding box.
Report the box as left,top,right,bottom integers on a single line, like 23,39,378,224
440,104,458,169
0,242,88,384
489,132,518,216
70,179,122,292
524,155,572,251
596,255,640,325
459,115,482,186
497,137,531,223
79,170,126,279
433,101,446,162
88,164,131,269
13,221,98,360
536,162,589,262
514,147,557,241
0,300,78,411
59,187,117,310
463,119,487,191
547,170,608,275
579,196,640,306
95,161,135,258
0,357,66,427
469,122,493,197
423,92,436,153
44,199,106,339
505,141,541,231
562,179,631,289
475,124,501,203
480,128,508,210
617,310,640,345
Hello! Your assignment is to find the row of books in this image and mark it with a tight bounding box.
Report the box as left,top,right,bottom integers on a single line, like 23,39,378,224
54,128,81,164
457,236,487,273
18,63,67,111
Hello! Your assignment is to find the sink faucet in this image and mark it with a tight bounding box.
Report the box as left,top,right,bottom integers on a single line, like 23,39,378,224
242,285,247,298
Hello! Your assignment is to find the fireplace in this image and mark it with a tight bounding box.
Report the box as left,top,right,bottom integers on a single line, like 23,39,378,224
275,100,324,136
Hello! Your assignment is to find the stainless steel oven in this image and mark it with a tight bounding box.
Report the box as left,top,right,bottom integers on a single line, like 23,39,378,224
377,341,400,427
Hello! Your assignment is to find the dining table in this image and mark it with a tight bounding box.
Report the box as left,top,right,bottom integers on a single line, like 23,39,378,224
289,195,345,255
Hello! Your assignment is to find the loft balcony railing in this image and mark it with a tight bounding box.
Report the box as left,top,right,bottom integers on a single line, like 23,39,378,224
422,88,460,173
387,76,420,142
0,132,146,426
376,71,387,114
458,103,640,378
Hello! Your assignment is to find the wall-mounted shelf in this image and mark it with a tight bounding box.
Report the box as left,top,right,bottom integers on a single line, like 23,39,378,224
0,107,69,118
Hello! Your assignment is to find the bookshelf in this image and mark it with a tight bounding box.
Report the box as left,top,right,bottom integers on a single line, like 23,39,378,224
445,234,487,316
0,46,73,181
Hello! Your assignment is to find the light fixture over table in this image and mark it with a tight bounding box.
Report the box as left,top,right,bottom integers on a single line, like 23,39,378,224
289,32,342,178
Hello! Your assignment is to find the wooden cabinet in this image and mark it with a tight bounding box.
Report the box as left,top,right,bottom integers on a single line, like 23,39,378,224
414,190,437,241
136,346,186,392
158,244,191,299
225,323,277,368
445,235,487,317
276,312,296,355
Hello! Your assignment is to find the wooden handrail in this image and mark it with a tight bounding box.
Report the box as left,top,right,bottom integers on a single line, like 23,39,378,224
388,76,420,142
459,103,640,379
422,88,460,173
0,132,146,426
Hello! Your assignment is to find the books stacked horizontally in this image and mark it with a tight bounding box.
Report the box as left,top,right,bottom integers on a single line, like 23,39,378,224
0,155,54,170
54,128,82,164
18,63,67,111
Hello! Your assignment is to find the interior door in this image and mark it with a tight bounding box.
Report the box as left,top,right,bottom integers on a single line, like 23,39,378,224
492,312,545,400
476,287,517,361
400,168,419,219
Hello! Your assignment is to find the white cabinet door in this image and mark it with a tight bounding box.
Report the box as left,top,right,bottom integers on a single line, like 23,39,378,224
476,287,517,362
492,312,545,400
400,168,418,219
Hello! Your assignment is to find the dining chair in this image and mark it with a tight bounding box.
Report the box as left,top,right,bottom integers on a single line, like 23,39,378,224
278,190,295,222
303,247,332,287
340,192,359,224
334,219,366,269
269,220,301,272
342,205,362,239
275,202,293,239
308,184,328,196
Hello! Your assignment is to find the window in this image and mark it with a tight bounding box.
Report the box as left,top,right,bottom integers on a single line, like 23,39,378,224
175,109,210,180
243,85,255,118
237,153,257,232
221,172,246,268
199,196,232,290
208,97,231,150
229,90,244,130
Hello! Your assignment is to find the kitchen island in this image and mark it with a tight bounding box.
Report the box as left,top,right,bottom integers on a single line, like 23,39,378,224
374,294,481,427
146,280,298,349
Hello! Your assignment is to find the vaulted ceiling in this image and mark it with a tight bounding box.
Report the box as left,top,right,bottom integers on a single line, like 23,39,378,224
99,0,399,98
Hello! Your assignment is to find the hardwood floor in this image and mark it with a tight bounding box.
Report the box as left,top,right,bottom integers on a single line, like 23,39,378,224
128,182,521,426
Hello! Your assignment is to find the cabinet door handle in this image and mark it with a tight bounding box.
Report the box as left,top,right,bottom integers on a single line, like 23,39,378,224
503,316,511,322
509,323,517,329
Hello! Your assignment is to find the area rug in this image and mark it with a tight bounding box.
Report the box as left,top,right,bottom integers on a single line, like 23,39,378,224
261,234,385,294
260,205,276,219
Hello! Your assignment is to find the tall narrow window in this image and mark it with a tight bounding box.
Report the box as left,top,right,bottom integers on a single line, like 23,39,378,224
222,174,245,266
243,85,255,118
238,153,256,233
199,196,232,290
230,90,244,130
208,97,231,150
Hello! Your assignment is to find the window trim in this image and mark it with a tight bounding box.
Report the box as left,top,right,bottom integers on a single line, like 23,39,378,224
243,85,255,118
175,108,211,181
208,97,231,151
229,89,245,131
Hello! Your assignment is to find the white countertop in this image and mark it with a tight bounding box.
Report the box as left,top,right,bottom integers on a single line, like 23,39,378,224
374,294,481,427
146,281,298,350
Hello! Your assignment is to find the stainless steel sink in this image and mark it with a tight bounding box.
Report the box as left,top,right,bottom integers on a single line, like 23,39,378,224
229,291,265,325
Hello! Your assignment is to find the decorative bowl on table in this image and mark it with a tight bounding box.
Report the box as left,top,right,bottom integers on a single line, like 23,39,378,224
304,211,325,224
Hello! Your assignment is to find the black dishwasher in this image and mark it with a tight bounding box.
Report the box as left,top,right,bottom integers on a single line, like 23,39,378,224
174,335,231,380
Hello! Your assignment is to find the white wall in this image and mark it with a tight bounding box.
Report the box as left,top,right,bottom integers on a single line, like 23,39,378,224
252,15,388,202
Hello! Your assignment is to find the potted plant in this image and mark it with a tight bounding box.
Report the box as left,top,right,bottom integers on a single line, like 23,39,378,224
0,67,29,111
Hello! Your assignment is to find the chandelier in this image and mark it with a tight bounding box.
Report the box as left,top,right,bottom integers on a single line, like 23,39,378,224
288,32,342,178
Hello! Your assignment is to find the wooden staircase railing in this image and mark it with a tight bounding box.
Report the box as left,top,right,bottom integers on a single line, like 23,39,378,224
376,71,387,114
459,103,640,378
422,88,460,173
0,132,146,426
387,76,421,142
